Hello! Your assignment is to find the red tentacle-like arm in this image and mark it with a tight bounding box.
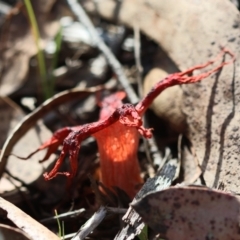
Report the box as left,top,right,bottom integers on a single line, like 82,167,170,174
136,48,235,115
43,103,152,180
18,48,235,198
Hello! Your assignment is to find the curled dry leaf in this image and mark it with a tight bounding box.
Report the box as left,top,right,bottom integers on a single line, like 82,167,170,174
132,186,240,240
0,197,60,240
0,97,55,193
84,0,240,192
0,224,33,240
0,85,104,181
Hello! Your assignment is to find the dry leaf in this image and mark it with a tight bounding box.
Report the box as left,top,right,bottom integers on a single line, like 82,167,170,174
132,186,240,240
0,97,55,193
0,224,33,240
141,0,240,192
84,0,240,192
0,197,60,240
0,85,104,180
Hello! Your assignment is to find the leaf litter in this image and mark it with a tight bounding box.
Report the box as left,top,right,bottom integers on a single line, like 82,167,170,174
132,186,240,240
0,0,240,239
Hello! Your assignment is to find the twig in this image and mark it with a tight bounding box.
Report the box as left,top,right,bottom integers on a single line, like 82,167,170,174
66,0,139,104
133,24,163,171
106,206,127,215
40,208,85,224
133,24,152,165
71,206,107,240
133,24,143,98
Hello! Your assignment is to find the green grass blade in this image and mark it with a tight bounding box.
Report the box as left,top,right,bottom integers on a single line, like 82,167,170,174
23,0,50,99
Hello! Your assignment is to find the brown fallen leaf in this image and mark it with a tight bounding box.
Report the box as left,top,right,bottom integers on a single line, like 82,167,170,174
0,224,32,240
0,196,60,240
0,85,104,181
84,0,240,193
132,186,240,240
0,97,55,194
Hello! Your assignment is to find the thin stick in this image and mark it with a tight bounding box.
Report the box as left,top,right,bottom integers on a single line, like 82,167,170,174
66,0,139,104
133,24,162,170
133,24,143,98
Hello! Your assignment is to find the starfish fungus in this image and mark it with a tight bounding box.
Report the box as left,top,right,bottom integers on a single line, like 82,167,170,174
22,49,234,198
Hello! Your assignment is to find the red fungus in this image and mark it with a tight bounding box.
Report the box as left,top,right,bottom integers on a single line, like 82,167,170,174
93,92,144,198
21,48,235,198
